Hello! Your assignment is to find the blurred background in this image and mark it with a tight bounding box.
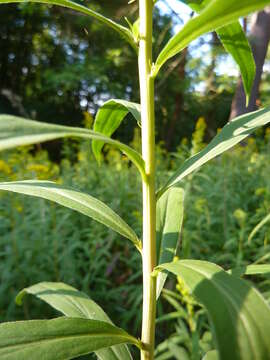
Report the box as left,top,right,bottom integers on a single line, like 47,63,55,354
1,1,270,359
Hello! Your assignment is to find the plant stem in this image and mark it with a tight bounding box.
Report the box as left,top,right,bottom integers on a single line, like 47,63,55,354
139,1,156,359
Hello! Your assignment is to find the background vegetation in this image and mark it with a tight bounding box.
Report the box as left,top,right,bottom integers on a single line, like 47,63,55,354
1,1,270,359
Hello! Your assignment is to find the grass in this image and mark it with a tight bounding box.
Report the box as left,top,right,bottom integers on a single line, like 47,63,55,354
0,124,270,358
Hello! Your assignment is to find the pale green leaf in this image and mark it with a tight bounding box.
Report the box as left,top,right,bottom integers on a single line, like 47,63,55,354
248,213,270,244
228,264,270,277
157,107,270,197
158,260,270,360
203,350,219,360
0,115,145,179
154,0,270,75
180,1,255,103
132,18,140,44
0,317,141,360
0,180,141,248
92,99,141,162
156,187,184,299
16,282,132,360
0,0,136,50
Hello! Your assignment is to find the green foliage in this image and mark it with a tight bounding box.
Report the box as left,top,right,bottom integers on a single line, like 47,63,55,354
1,134,270,358
228,264,270,277
1,0,270,359
180,0,255,103
249,213,270,244
16,282,133,359
154,0,270,75
158,260,270,360
0,115,145,178
0,0,136,50
0,317,141,360
158,107,270,197
0,180,140,248
156,187,185,298
92,99,141,163
203,350,218,360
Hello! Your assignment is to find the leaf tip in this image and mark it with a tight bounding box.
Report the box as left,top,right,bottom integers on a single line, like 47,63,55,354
246,94,250,108
15,289,26,306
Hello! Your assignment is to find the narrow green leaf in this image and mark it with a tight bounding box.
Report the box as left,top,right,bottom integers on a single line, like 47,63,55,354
157,107,270,198
203,350,219,360
0,180,141,248
179,1,255,103
0,115,145,179
0,0,136,50
217,23,255,105
158,260,270,360
0,317,141,360
16,282,132,360
92,99,141,163
228,264,270,277
248,213,270,244
154,0,270,75
156,187,184,299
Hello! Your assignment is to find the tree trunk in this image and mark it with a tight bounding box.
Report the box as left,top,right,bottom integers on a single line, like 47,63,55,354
165,47,188,151
230,7,270,120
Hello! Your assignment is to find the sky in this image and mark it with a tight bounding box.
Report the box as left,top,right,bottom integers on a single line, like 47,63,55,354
157,0,193,31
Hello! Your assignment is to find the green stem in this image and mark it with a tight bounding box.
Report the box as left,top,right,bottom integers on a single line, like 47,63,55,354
139,1,156,359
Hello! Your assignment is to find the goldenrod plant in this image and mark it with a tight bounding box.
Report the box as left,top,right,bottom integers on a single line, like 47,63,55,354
1,1,270,359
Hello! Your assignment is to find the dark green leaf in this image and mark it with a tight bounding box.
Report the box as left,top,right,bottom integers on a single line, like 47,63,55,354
0,317,141,360
0,0,136,50
156,187,184,298
92,99,141,163
0,115,145,179
158,107,270,197
16,282,132,360
158,260,270,360
154,0,270,75
0,180,141,248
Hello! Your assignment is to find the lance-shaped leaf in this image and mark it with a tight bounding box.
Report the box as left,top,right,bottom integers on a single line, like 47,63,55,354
228,264,270,277
16,282,133,360
0,317,141,360
0,180,141,249
157,107,270,198
158,260,270,360
156,187,184,299
217,24,255,105
0,115,145,179
153,0,270,76
92,99,141,163
179,0,255,104
248,213,270,244
0,0,136,50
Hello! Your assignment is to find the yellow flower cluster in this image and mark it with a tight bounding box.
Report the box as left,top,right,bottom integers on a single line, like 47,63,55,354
191,117,207,155
0,160,12,175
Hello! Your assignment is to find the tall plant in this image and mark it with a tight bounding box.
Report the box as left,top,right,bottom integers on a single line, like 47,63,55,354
1,1,270,359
